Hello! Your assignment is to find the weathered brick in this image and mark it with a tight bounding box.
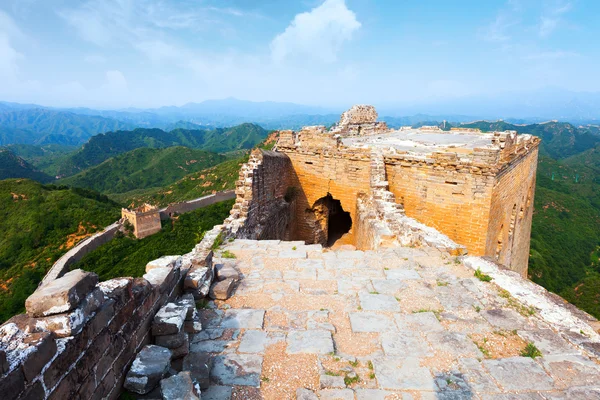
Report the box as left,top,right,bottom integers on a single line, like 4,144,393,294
0,366,25,400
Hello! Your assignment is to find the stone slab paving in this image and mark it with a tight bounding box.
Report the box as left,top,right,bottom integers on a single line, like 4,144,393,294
190,240,600,400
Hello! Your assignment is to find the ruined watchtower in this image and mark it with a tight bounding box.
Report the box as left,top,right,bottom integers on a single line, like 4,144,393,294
121,204,162,239
228,105,540,276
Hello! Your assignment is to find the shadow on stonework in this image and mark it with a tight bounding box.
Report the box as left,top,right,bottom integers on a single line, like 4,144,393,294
434,371,474,399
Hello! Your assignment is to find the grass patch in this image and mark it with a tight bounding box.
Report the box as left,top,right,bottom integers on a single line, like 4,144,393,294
437,280,449,286
261,376,270,383
474,268,493,282
211,231,225,250
520,343,542,358
220,250,236,259
325,370,340,376
344,374,360,386
367,360,374,370
369,291,380,295
499,289,537,317
196,299,210,309
369,372,376,379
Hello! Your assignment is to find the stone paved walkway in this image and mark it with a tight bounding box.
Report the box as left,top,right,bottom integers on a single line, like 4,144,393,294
193,240,600,400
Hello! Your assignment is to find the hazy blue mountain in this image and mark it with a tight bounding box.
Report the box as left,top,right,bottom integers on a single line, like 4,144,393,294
0,109,133,146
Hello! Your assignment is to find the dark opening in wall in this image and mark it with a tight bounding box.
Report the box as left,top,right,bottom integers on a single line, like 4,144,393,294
311,194,352,247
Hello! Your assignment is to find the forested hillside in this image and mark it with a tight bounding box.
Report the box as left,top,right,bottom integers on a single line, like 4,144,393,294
0,149,52,183
6,144,77,177
58,147,225,194
54,123,267,177
0,179,120,322
114,155,248,207
73,200,233,280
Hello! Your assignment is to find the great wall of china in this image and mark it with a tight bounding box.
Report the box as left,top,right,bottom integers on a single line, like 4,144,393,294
1,106,599,399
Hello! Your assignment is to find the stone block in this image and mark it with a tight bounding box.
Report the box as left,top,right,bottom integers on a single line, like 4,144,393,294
143,267,176,293
160,371,200,400
0,366,25,400
25,269,98,317
215,264,240,282
210,354,263,387
483,357,554,391
220,309,265,329
297,388,319,400
0,349,8,374
152,303,187,336
170,333,190,359
184,319,202,334
183,352,213,389
184,265,213,291
320,373,345,388
123,345,172,395
33,288,104,337
286,330,334,355
20,331,57,382
17,380,45,400
154,331,187,349
146,255,182,273
209,278,236,300
177,293,196,320
98,278,133,307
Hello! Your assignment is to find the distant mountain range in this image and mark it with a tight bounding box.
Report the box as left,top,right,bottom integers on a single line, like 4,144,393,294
1,90,599,148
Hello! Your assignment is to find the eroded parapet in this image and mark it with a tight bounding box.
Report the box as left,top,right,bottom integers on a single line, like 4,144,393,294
0,229,221,400
224,148,295,241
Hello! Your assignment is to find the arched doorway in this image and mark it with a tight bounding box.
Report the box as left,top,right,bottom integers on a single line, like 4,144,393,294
310,194,352,247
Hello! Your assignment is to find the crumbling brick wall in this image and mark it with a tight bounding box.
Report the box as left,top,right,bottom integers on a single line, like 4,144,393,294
228,149,296,240
0,248,212,400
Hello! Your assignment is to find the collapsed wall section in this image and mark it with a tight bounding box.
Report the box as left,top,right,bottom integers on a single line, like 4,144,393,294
0,239,215,400
227,149,295,240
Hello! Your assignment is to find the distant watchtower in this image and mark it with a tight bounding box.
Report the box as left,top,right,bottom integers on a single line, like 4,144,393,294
121,204,161,239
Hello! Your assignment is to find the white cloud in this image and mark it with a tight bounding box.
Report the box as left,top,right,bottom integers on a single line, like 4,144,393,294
270,0,361,64
538,1,572,37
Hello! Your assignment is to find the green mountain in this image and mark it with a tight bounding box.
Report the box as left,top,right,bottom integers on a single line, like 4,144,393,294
0,179,120,322
55,123,268,177
114,155,248,207
460,121,600,159
0,148,52,183
529,154,600,319
6,144,77,177
59,147,226,194
0,109,132,146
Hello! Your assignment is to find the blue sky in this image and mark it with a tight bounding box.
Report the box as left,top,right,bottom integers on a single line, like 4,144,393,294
0,0,597,108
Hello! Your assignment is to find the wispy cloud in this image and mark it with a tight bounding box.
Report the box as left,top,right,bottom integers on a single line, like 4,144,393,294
270,0,361,64
57,0,259,47
538,0,572,37
480,0,524,43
